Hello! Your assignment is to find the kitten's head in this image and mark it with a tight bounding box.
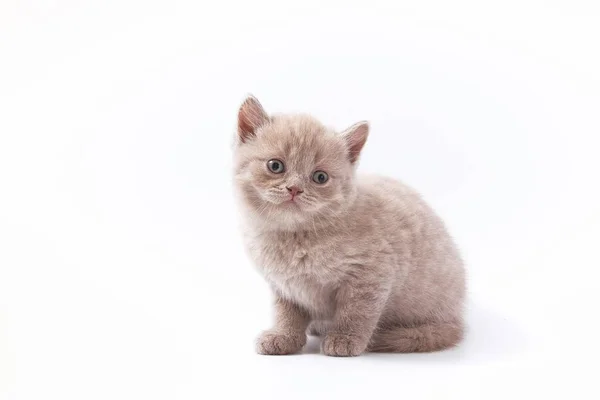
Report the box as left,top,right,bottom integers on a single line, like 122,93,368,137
233,96,368,230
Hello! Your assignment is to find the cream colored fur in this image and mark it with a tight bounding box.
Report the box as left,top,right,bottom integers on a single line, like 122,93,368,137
233,96,465,356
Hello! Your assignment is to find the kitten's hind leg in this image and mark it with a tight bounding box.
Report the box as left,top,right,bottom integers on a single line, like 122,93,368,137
306,320,331,337
368,320,464,353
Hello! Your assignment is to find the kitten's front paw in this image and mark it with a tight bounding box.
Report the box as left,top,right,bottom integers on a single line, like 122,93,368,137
322,333,367,357
256,330,306,355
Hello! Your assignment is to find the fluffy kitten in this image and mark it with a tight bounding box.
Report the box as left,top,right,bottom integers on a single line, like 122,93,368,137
233,96,465,356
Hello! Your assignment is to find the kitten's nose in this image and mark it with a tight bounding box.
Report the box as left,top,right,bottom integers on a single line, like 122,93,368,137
286,186,304,197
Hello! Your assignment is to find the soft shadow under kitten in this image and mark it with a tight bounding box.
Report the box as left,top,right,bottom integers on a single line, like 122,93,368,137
233,96,465,356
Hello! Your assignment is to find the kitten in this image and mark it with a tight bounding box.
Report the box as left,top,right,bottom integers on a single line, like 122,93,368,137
233,96,465,356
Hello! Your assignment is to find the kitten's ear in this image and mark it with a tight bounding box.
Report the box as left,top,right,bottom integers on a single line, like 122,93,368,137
341,121,369,163
237,95,269,143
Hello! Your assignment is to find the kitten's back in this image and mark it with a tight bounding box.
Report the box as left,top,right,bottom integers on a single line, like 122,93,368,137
354,174,465,324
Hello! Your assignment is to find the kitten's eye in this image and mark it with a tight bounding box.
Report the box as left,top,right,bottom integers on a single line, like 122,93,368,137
312,171,329,184
267,159,285,174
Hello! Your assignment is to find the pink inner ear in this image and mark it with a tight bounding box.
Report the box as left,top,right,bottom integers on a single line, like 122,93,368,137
238,97,269,143
345,122,369,163
238,115,256,142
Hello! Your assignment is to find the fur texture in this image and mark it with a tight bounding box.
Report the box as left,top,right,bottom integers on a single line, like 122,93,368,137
233,96,466,356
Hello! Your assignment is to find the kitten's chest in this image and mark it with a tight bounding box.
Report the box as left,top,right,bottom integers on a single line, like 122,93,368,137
248,231,338,275
246,231,341,317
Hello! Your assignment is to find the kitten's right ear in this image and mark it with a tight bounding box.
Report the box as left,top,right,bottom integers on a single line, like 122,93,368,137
237,95,269,143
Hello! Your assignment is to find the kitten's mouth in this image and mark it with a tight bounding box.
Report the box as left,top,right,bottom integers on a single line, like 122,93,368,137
281,197,301,208
263,193,302,208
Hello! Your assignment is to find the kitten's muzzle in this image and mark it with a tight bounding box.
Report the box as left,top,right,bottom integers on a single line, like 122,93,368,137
286,186,304,202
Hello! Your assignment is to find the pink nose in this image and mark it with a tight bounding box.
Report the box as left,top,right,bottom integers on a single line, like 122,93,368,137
286,186,304,197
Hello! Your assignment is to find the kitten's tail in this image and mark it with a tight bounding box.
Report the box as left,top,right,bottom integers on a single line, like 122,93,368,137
367,320,464,353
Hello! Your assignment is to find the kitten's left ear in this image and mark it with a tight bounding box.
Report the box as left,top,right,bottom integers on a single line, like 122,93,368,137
237,95,270,143
341,121,369,163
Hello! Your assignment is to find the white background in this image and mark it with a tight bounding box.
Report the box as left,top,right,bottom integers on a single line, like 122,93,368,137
1,1,599,399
